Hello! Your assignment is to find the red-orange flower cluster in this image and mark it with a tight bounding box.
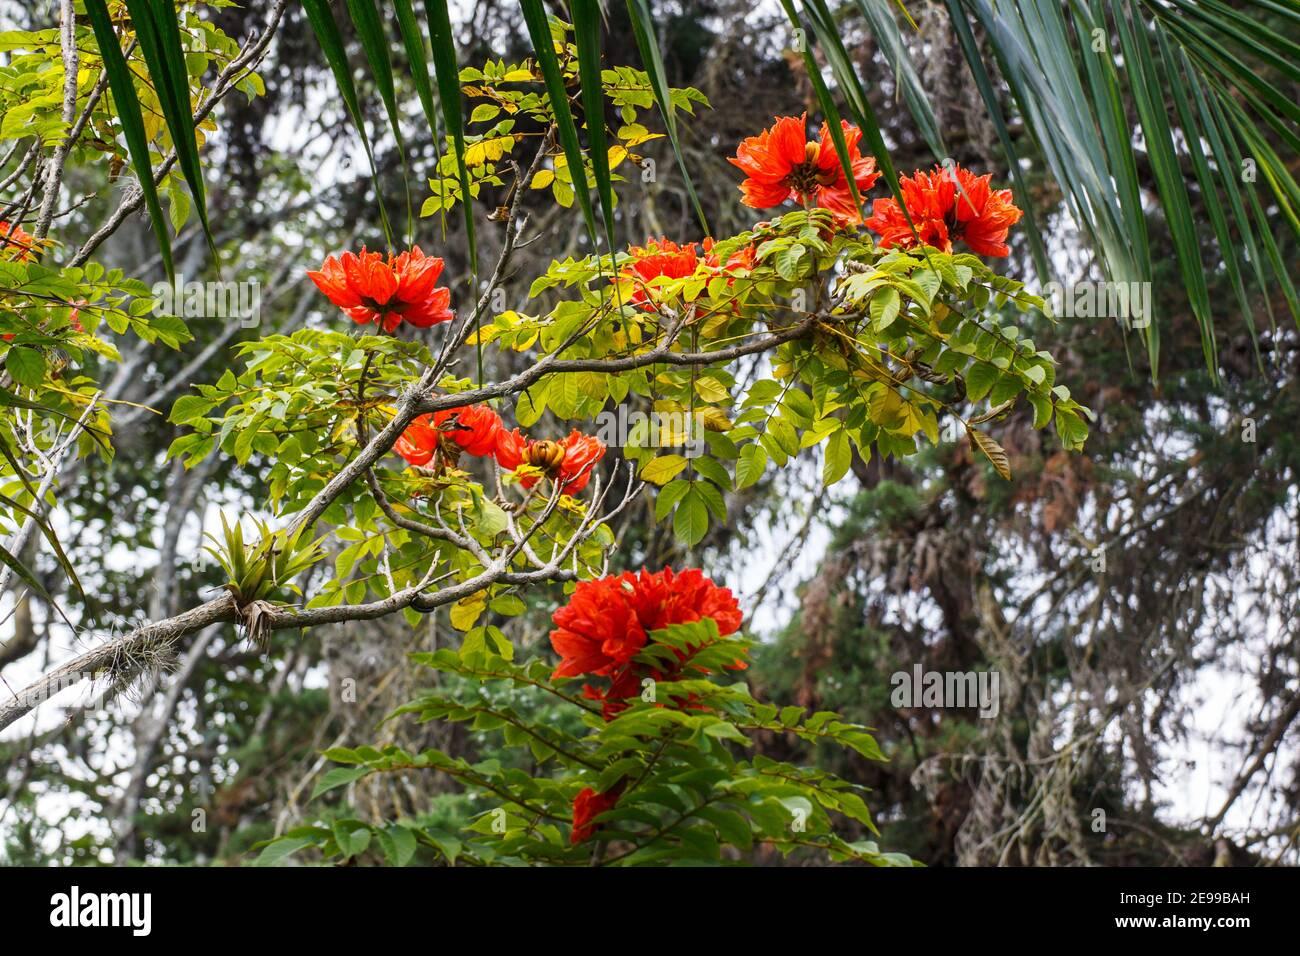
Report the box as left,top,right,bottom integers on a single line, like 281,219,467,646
495,428,606,495
0,220,39,262
729,115,881,224
571,786,622,845
553,567,744,842
394,403,503,467
616,237,758,311
551,567,744,708
865,163,1023,257
392,405,606,497
618,238,702,307
307,246,453,332
726,120,1022,256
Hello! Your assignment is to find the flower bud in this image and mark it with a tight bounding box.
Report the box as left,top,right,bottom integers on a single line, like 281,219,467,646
526,440,566,472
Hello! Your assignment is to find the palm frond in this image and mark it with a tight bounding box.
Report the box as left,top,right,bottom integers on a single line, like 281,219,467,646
83,0,177,279
300,0,395,245
625,0,710,233
123,0,218,263
344,0,414,238
946,0,1297,376
520,1,602,252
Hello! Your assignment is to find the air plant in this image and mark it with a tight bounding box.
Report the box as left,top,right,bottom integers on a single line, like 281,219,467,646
204,514,325,647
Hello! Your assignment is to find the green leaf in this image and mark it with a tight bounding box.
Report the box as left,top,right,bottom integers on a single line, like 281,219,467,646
694,478,727,522
869,286,901,330
690,453,732,490
1110,0,1213,376
775,242,806,280
345,0,411,234
0,540,58,607
310,765,369,800
1028,391,1053,430
384,825,417,866
1055,407,1089,451
489,594,526,616
5,347,45,387
570,0,617,254
822,428,851,486
786,0,908,226
0,436,85,600
734,442,768,489
640,454,688,485
839,728,887,762
964,362,999,403
853,0,944,155
655,478,691,520
393,0,443,175
938,0,1050,283
425,0,476,275
333,821,371,860
673,488,709,546
168,393,211,425
252,835,317,867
